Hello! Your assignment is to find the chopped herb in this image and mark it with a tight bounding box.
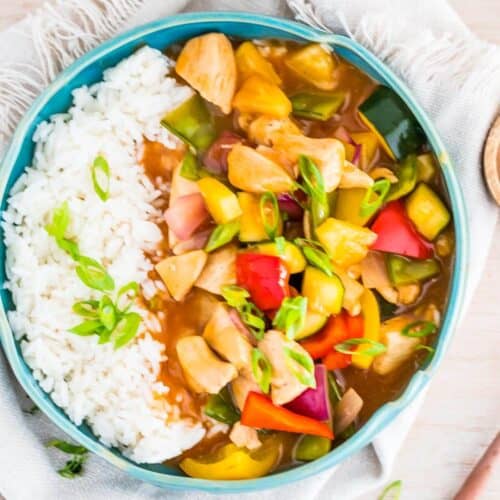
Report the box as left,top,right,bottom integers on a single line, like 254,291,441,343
91,155,111,202
401,320,437,338
295,238,333,277
273,296,308,340
45,202,80,259
98,295,117,331
378,480,402,500
359,178,391,218
205,220,240,252
75,256,115,292
221,285,250,308
275,236,286,255
113,312,142,349
283,345,316,388
58,454,87,479
334,338,387,356
416,344,435,364
47,440,88,455
251,348,272,394
204,388,240,425
259,191,280,240
115,281,139,313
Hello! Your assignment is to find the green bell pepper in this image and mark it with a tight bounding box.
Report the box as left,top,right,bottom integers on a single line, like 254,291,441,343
203,387,240,425
291,92,345,121
294,435,331,461
386,254,440,286
386,155,417,201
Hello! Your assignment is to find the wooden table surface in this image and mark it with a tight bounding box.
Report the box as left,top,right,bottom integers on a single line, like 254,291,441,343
0,1,499,499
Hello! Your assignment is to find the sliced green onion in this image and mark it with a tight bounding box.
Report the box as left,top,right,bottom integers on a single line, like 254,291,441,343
98,295,117,332
327,372,342,403
241,303,266,340
205,220,240,252
359,179,391,218
283,345,316,388
298,155,326,201
69,319,102,336
275,236,286,255
116,281,139,312
259,192,280,240
72,300,99,318
378,480,402,500
221,285,250,309
401,320,437,338
251,348,272,394
56,238,80,261
273,296,308,340
75,256,115,292
113,312,142,349
46,440,87,455
416,344,435,364
91,155,111,202
45,202,71,240
334,338,387,356
58,455,87,479
302,247,333,277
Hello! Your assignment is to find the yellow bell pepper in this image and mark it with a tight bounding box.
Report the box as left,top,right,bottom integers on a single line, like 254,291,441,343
238,192,268,242
334,188,372,226
254,240,305,274
316,218,377,268
302,266,344,315
180,438,280,480
232,75,291,118
350,132,379,170
351,289,381,369
235,41,281,86
198,177,242,224
284,44,336,90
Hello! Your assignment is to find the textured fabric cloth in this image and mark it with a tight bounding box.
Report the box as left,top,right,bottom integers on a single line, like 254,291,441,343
0,1,498,499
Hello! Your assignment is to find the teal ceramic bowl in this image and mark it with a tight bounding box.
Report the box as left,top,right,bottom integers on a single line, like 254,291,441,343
0,11,468,494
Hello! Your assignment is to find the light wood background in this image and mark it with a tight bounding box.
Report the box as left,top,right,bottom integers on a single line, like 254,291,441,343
0,1,498,499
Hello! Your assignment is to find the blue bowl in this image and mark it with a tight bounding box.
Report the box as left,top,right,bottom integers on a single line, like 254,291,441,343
0,11,468,494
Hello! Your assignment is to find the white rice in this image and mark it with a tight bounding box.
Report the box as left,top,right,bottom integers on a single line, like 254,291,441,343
2,46,206,463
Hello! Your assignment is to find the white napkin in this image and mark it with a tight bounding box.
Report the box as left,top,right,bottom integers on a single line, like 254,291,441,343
0,1,498,499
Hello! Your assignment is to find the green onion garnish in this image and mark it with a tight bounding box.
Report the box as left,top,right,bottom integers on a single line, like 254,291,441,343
251,348,272,394
98,295,117,332
75,256,115,292
275,236,286,255
327,372,342,403
283,345,316,388
221,285,250,308
205,220,240,252
46,440,88,455
295,238,333,276
334,338,387,356
359,179,391,218
45,202,81,259
273,296,308,340
113,312,142,349
116,281,139,312
91,155,111,202
259,191,280,240
47,439,89,479
72,300,99,318
69,319,103,336
378,480,402,500
416,344,435,364
401,320,437,338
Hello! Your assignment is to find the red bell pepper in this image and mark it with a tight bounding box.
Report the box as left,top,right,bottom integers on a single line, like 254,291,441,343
370,200,433,259
236,253,289,311
241,392,334,439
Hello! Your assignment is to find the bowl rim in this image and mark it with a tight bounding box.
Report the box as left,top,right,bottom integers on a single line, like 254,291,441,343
0,11,468,493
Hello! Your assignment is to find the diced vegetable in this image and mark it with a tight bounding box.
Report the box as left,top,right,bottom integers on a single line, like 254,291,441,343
334,388,363,436
294,435,331,461
370,201,433,259
161,94,216,151
386,254,440,286
285,365,331,421
180,438,280,479
195,244,236,295
254,241,306,274
203,131,244,176
405,183,451,240
294,309,328,340
241,392,334,438
302,266,344,316
204,387,240,425
197,177,242,224
235,41,281,85
359,86,425,160
350,132,379,170
238,192,269,242
277,193,304,220
176,336,237,393
334,188,372,226
290,91,344,121
416,153,437,182
233,75,292,118
228,144,295,193
156,250,207,301
316,218,377,268
164,192,210,240
205,221,239,253
172,228,212,255
386,155,417,201
236,253,289,311
175,33,236,115
284,44,336,90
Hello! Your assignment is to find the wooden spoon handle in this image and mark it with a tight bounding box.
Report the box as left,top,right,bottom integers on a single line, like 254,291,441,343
454,432,500,500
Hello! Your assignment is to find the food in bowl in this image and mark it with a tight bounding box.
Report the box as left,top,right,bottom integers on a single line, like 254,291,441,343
3,33,454,478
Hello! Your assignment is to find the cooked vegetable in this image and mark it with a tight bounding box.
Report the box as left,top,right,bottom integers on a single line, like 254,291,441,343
238,192,275,242
161,93,216,151
285,364,331,421
235,41,281,85
405,183,451,240
370,201,433,259
176,33,236,114
386,254,440,286
203,130,244,176
236,253,289,311
164,192,210,241
335,338,386,356
205,220,240,252
251,347,272,393
294,435,331,461
195,244,236,295
233,75,292,117
228,144,295,193
176,336,237,393
229,422,262,450
294,309,328,340
277,193,304,220
91,155,110,202
302,266,344,316
401,320,437,338
334,188,372,226
291,91,344,121
359,179,391,218
386,154,417,201
359,86,425,160
316,218,377,268
349,132,379,170
284,44,336,90
334,388,363,435
241,392,333,438
204,387,240,425
259,191,280,240
254,240,305,274
156,250,207,301
273,296,308,339
416,153,437,182
197,177,242,224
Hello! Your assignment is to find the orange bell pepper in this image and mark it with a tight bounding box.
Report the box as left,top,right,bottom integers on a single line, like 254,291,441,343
241,392,333,439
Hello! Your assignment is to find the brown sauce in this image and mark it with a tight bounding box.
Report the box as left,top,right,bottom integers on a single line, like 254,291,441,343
139,38,455,471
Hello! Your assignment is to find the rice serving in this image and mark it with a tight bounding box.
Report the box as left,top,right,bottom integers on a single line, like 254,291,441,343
2,46,206,463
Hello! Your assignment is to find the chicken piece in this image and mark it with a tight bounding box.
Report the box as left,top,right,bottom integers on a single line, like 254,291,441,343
195,244,237,295
231,375,262,411
229,422,262,450
273,134,345,192
397,283,421,305
176,336,237,394
247,116,301,146
377,286,399,305
369,166,398,183
339,162,374,189
334,388,363,435
258,330,310,406
361,251,399,304
203,303,253,371
373,316,421,375
333,265,364,316
175,33,236,114
256,145,297,179
156,250,207,301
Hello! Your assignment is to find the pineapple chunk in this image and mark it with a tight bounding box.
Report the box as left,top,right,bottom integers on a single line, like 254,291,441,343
197,177,242,224
235,41,281,85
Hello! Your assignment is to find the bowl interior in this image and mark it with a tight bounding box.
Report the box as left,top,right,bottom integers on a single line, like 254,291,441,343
0,12,467,493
